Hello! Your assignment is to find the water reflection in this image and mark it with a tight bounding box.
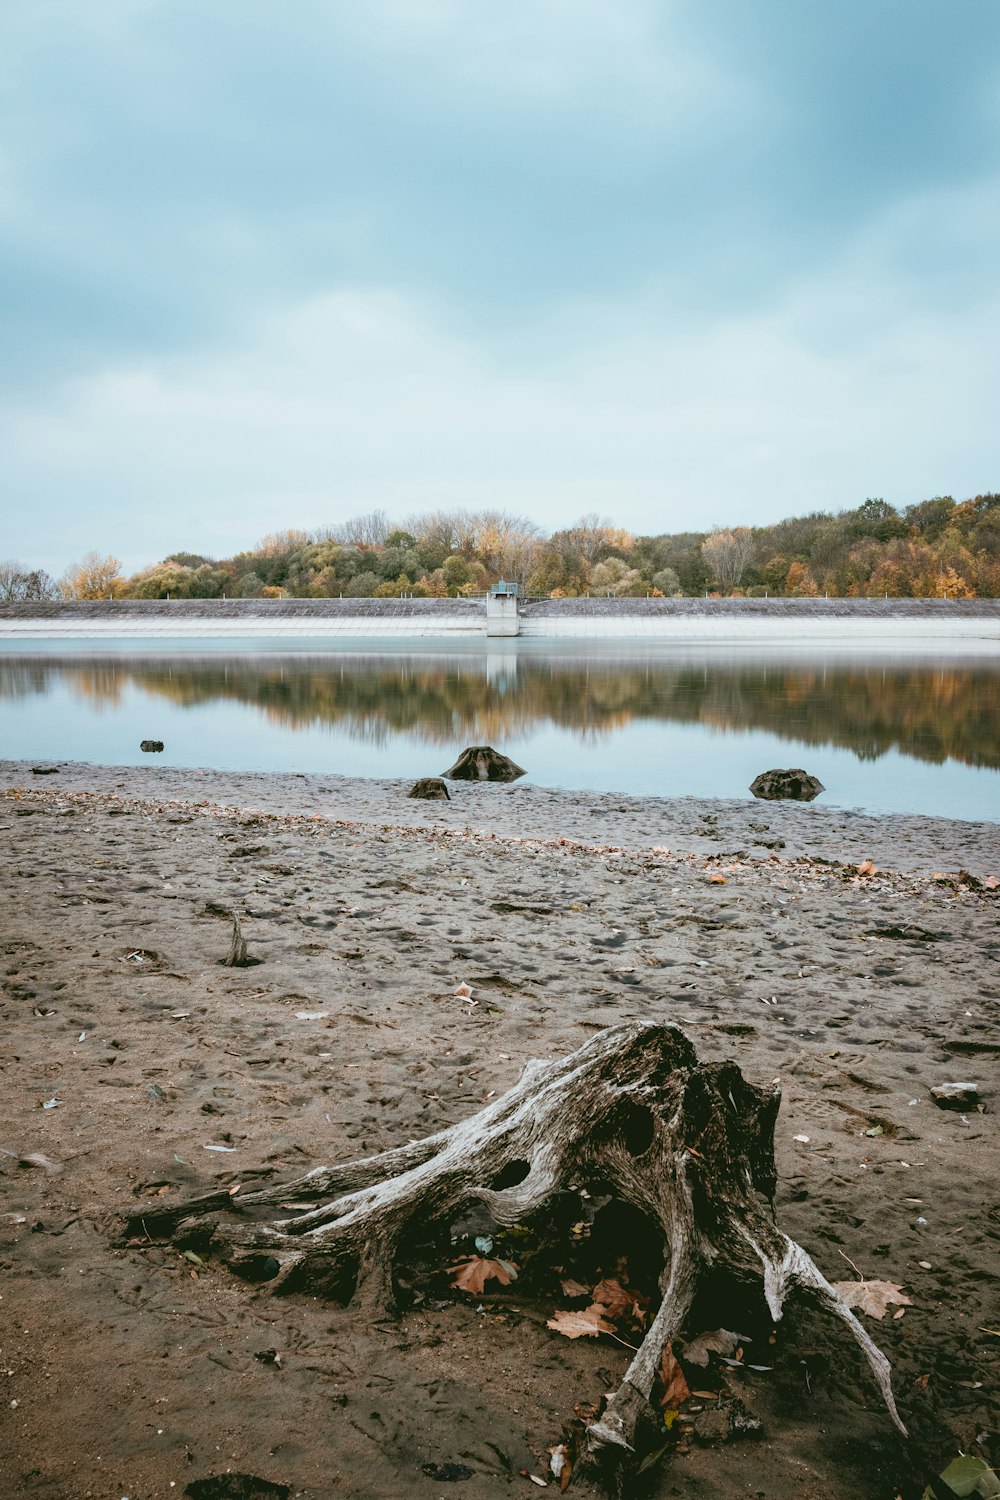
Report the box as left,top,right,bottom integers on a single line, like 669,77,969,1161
1,650,998,769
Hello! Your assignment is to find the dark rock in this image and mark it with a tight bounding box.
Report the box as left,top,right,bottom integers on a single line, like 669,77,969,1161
185,1477,290,1500
408,777,450,800
864,925,944,942
693,1408,730,1445
443,745,526,782
30,766,59,775
140,739,164,752
931,1081,980,1109
749,768,824,801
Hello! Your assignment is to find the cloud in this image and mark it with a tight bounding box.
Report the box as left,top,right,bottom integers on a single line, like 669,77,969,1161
1,0,998,567
3,170,997,572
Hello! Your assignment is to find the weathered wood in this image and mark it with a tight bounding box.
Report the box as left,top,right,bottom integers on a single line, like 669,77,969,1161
127,1022,905,1471
222,912,250,967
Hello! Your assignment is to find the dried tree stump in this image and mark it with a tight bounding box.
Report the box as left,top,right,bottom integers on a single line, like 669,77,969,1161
126,1022,905,1469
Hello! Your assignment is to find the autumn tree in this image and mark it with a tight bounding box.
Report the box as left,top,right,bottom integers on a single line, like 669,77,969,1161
60,551,125,600
700,527,754,593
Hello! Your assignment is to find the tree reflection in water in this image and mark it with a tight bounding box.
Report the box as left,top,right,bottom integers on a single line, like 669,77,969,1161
1,651,998,769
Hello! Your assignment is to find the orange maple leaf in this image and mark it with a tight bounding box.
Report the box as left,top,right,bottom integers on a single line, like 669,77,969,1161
448,1255,518,1295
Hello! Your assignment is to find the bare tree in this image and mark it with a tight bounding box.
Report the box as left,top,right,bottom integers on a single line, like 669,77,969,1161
0,559,26,600
332,510,390,547
20,568,58,600
701,527,754,593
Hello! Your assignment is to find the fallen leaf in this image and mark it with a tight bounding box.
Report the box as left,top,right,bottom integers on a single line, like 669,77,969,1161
832,1278,912,1319
454,982,473,998
681,1328,743,1367
923,1455,1000,1500
559,1278,591,1299
856,859,877,876
706,874,726,885
912,1373,930,1389
592,1275,648,1328
448,1254,518,1295
546,1305,616,1339
656,1344,691,1409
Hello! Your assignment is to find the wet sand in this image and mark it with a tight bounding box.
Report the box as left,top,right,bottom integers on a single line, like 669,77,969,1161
1,761,998,1499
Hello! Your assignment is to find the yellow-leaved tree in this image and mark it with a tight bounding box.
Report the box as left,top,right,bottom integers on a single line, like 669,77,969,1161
60,551,125,599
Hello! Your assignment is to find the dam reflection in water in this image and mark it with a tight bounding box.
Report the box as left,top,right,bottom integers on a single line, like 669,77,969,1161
1,643,998,820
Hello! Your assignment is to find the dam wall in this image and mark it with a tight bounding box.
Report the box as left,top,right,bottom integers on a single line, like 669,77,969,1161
1,595,998,645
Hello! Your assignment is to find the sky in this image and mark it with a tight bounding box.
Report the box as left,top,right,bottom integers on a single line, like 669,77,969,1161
2,0,999,575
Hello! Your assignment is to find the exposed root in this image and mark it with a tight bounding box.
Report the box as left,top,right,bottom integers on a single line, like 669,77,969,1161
124,1021,907,1475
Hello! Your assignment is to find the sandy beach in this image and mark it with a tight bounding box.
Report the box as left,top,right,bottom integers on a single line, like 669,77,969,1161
1,760,998,1499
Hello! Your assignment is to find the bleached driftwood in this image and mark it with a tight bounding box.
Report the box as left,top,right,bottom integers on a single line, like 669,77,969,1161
128,1022,905,1467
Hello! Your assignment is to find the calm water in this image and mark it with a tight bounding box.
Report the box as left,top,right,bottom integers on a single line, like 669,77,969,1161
1,639,998,821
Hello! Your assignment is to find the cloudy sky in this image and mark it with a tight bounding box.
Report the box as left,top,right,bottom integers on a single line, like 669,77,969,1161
2,1,999,573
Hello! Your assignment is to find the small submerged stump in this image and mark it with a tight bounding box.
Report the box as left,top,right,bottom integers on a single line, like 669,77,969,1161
408,777,450,801
443,745,525,782
126,1022,905,1479
750,767,824,801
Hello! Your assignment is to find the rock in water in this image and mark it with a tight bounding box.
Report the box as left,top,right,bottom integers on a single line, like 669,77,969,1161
140,739,165,753
408,777,450,800
750,768,824,801
443,745,526,782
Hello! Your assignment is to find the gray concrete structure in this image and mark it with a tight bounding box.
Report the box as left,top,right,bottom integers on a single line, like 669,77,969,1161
1,595,998,645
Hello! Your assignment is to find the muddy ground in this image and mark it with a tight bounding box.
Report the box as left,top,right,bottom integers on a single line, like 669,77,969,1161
1,762,998,1500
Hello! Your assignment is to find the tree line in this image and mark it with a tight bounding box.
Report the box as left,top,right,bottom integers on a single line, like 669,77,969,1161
6,492,999,602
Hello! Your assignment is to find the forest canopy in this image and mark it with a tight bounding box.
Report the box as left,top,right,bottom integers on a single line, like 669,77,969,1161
31,492,1000,602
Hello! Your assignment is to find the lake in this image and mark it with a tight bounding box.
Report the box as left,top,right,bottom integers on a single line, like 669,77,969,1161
1,639,998,821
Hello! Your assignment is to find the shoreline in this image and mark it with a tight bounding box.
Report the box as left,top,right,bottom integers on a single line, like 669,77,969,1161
4,757,999,868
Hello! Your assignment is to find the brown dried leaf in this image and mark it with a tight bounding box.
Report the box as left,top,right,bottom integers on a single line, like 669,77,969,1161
656,1343,691,1409
832,1278,912,1319
559,1277,591,1299
454,982,473,999
680,1327,742,1367
590,1276,645,1325
706,873,726,885
547,1304,617,1339
448,1254,518,1295
856,859,877,877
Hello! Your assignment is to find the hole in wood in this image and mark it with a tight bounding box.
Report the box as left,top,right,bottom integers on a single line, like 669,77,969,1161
490,1158,530,1190
618,1100,655,1156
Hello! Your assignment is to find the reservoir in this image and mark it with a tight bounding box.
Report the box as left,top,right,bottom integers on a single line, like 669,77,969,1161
1,640,998,822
